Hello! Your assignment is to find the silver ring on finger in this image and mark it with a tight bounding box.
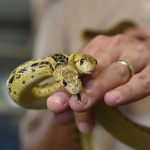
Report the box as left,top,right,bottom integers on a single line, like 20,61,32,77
116,60,135,77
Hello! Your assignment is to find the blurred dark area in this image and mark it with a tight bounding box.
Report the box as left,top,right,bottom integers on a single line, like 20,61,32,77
0,0,32,149
0,0,31,58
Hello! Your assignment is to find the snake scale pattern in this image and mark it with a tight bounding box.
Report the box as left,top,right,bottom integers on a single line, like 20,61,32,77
6,21,150,150
7,53,96,109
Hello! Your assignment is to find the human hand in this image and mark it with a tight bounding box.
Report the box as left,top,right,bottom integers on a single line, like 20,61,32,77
47,33,150,133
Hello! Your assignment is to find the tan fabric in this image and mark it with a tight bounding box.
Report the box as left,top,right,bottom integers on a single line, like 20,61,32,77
32,0,150,149
20,110,75,150
30,0,53,29
33,0,150,58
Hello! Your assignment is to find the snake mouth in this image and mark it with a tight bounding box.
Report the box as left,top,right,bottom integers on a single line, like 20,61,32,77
85,68,96,74
79,70,95,74
85,71,93,74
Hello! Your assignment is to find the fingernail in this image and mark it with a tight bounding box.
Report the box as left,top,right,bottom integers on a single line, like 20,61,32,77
106,91,121,101
71,93,90,106
77,122,93,134
47,93,67,106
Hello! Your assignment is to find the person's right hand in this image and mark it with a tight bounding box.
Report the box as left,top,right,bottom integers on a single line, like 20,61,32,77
47,28,150,133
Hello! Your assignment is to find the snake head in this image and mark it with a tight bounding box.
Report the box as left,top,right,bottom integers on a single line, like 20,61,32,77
74,53,97,75
53,65,82,94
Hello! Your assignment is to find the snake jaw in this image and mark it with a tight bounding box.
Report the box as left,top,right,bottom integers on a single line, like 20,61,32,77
79,69,95,75
66,78,82,94
84,71,94,74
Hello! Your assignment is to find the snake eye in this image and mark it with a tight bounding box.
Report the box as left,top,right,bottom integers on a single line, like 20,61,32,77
80,58,85,65
63,80,67,87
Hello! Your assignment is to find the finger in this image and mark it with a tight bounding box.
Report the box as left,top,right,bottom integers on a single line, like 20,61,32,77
82,35,112,55
119,45,149,73
74,109,95,134
47,86,71,113
83,34,142,76
70,36,150,112
69,62,131,112
79,35,122,85
104,68,150,106
83,35,120,72
54,109,74,124
123,27,150,40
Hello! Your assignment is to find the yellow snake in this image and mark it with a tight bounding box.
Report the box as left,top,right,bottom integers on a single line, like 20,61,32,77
7,53,96,109
6,21,150,150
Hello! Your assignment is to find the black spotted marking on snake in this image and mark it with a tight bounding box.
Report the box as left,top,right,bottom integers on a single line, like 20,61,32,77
19,67,27,73
16,75,21,79
9,76,14,83
9,88,11,92
49,64,52,68
31,63,39,67
40,61,50,65
55,62,62,69
39,66,44,68
31,68,35,72
12,70,16,74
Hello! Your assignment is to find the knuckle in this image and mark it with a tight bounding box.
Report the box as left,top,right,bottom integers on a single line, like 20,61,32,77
92,35,107,43
124,84,134,97
112,34,127,45
137,73,150,92
123,27,135,34
136,43,149,52
110,64,128,78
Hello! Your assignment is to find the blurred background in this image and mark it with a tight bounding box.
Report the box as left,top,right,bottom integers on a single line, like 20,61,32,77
2,0,150,150
0,0,31,149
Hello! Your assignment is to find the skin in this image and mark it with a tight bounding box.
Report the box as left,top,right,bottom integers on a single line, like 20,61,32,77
47,27,150,134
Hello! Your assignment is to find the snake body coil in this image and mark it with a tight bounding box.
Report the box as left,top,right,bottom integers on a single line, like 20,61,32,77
7,53,96,109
